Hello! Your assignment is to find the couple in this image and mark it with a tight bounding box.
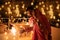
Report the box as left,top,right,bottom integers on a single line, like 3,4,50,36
26,6,51,40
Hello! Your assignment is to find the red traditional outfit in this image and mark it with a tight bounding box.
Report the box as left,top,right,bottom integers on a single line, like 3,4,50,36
29,9,51,40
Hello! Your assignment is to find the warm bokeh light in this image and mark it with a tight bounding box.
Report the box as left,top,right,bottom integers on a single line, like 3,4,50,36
4,32,7,35
11,27,16,36
42,1,44,4
0,8,2,10
36,5,38,8
8,2,10,4
31,2,34,5
41,7,46,15
58,13,60,16
22,4,25,9
53,16,56,19
56,4,59,10
56,23,59,27
39,2,41,5
43,5,45,8
57,19,60,22
1,5,4,8
5,2,8,5
7,7,12,14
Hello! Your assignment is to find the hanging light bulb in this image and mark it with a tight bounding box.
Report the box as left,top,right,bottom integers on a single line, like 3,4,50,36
8,1,10,4
56,23,59,27
39,2,41,5
22,4,25,9
9,4,11,7
0,8,2,10
24,11,27,14
53,16,56,19
56,4,59,10
58,13,60,16
36,5,38,8
5,2,8,5
31,2,34,5
57,19,60,22
42,1,44,4
56,1,58,3
43,5,45,8
1,5,4,8
5,12,8,14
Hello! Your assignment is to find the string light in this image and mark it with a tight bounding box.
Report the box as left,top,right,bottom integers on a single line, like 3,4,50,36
5,2,8,5
9,4,11,7
53,16,56,19
56,23,59,27
41,7,46,15
57,19,60,22
7,7,12,14
1,5,4,8
31,2,34,5
0,8,2,10
36,5,38,8
13,7,15,9
8,1,10,4
5,12,8,14
56,1,58,3
56,4,59,10
19,14,22,17
15,6,20,17
39,2,41,5
43,5,45,8
24,11,27,14
6,36,8,40
22,4,25,9
42,1,44,4
58,13,60,16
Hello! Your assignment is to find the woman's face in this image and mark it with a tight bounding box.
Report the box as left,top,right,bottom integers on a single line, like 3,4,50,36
27,11,32,16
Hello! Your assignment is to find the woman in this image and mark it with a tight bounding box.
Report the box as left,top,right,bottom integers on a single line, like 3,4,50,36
26,6,51,40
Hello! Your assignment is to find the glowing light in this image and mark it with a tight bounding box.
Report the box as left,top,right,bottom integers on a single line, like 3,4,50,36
5,32,7,35
1,5,4,8
24,11,27,14
6,36,8,40
41,8,46,15
5,2,8,5
26,22,29,25
22,4,25,9
0,20,1,22
58,13,60,16
11,27,16,36
49,5,53,8
13,37,15,39
31,2,34,5
5,12,8,14
19,14,22,17
48,7,53,19
13,7,15,9
15,6,20,17
56,23,59,27
43,5,45,7
46,7,49,10
39,2,41,5
20,26,23,28
8,2,10,4
57,19,60,22
56,4,59,10
56,1,58,3
7,7,12,14
42,1,44,4
0,8,2,10
9,4,11,7
36,5,38,8
16,5,19,8
53,16,56,19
